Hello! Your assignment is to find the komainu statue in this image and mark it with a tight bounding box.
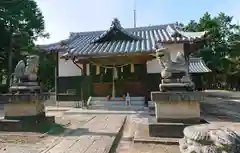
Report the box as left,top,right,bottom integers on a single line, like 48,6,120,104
13,60,26,84
12,55,39,84
24,55,39,81
155,48,192,83
154,42,194,91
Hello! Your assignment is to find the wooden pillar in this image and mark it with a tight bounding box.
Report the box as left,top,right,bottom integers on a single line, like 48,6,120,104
82,63,87,103
143,63,149,105
82,63,87,75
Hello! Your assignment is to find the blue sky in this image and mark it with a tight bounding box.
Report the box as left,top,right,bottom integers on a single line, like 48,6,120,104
36,0,240,44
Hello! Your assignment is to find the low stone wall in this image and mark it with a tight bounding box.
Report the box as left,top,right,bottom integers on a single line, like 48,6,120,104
204,90,240,99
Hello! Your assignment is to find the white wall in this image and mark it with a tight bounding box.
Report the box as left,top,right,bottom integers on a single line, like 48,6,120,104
58,52,83,77
146,43,183,74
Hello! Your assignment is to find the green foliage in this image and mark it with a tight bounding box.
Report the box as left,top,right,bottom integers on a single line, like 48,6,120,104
184,12,240,89
38,52,56,91
0,0,53,91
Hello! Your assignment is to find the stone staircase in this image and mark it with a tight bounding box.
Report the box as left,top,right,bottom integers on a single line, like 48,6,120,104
88,97,146,111
148,101,155,115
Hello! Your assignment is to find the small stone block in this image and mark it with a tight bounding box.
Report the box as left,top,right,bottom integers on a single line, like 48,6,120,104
148,122,190,138
0,119,23,131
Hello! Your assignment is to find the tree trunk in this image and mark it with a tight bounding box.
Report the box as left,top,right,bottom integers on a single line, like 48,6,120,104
6,31,13,88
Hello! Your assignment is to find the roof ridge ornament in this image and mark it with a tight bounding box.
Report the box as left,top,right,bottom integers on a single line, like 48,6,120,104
166,25,183,38
111,18,122,29
91,18,143,43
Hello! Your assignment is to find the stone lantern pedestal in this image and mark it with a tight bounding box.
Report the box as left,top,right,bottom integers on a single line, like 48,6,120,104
0,55,55,132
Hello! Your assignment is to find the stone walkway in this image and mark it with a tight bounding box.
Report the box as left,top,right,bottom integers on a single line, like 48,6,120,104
115,97,240,153
115,115,181,153
1,97,240,153
0,114,126,153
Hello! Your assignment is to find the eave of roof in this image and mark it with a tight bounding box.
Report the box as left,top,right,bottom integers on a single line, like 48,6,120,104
145,57,211,73
189,58,211,73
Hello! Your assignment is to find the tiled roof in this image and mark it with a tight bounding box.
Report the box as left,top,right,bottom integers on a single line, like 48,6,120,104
189,58,211,73
40,18,207,56
147,58,211,73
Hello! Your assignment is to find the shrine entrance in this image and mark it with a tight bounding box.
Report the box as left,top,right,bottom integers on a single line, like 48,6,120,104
77,53,153,98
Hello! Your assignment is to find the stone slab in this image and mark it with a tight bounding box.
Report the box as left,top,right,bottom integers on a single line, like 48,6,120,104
44,114,126,153
0,144,44,153
148,122,190,138
0,115,55,132
134,123,179,144
4,103,45,117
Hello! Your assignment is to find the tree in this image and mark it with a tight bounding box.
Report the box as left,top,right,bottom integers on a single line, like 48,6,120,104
0,0,49,88
184,12,240,89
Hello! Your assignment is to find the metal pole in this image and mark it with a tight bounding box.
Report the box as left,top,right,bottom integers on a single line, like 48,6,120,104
133,0,136,28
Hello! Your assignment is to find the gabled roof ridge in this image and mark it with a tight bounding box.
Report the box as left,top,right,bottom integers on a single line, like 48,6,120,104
91,18,143,43
69,23,177,37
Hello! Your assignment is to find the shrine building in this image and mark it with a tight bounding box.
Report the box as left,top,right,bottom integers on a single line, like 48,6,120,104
40,18,211,103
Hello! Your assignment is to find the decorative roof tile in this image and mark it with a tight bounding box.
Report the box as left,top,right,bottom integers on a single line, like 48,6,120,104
189,58,211,73
91,18,142,43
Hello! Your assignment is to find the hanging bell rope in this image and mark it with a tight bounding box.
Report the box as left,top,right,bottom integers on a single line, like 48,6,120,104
96,65,100,75
130,64,135,73
113,67,118,79
89,60,129,69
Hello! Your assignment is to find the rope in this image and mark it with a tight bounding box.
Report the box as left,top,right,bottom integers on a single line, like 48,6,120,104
88,60,130,69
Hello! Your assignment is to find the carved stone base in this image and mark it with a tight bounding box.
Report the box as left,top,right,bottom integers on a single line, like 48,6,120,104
159,83,194,92
9,85,40,93
179,124,240,153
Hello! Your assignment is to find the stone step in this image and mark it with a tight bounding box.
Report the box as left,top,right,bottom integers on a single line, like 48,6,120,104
88,105,145,111
91,97,145,101
148,101,155,108
90,100,145,106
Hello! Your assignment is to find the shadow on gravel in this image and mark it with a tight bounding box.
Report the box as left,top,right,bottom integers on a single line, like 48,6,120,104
201,99,240,123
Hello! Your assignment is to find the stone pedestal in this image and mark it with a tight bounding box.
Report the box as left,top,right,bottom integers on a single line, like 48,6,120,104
149,91,205,138
0,99,54,132
0,84,55,132
153,92,202,123
4,102,45,119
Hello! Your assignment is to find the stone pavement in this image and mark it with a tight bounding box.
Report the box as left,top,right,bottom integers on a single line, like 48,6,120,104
1,96,240,153
0,114,126,153
115,97,240,153
115,114,181,153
